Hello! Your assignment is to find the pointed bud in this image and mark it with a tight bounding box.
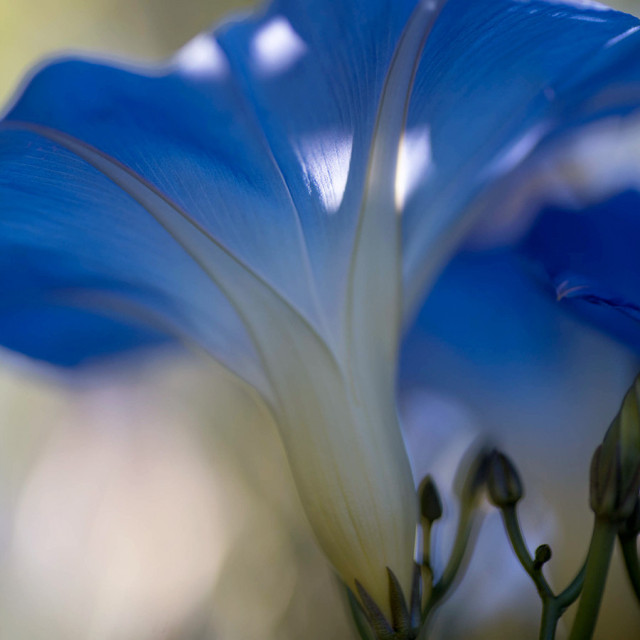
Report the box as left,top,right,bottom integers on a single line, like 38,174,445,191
486,450,523,508
419,475,443,523
590,375,640,521
533,544,552,571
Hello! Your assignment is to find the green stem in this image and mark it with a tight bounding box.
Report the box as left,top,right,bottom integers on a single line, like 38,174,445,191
417,450,488,640
557,561,587,609
537,558,587,640
620,534,640,602
422,521,433,568
568,518,617,640
501,506,562,639
535,557,587,640
501,506,590,639
420,520,434,604
422,503,480,621
539,599,561,640
501,506,554,599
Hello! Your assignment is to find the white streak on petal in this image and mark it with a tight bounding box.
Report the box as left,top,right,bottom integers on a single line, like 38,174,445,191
395,126,434,211
251,16,308,77
175,35,229,79
469,113,640,248
515,0,610,10
569,14,607,22
557,0,610,9
606,26,640,49
296,132,353,214
484,124,547,180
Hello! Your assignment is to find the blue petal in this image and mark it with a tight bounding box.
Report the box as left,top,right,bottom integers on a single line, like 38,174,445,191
399,248,638,465
0,1,420,372
3,0,640,378
0,306,167,368
518,190,640,351
3,0,418,342
399,249,639,640
216,0,416,320
0,128,266,387
0,0,421,373
402,0,640,317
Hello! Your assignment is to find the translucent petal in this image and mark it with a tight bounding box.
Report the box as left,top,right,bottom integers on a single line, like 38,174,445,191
0,127,267,390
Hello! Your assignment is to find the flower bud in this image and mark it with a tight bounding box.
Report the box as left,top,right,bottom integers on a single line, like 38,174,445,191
419,475,443,524
590,375,640,521
533,544,552,571
486,449,523,508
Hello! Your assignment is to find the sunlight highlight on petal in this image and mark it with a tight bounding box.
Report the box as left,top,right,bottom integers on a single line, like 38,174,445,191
296,131,353,214
395,125,433,211
251,16,308,77
175,34,229,79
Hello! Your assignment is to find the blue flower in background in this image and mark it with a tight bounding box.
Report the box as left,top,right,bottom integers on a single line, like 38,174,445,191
3,0,640,621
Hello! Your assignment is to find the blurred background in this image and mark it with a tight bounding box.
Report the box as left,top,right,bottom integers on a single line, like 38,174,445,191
0,1,640,639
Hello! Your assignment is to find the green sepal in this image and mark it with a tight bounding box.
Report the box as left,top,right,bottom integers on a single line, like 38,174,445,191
346,586,377,640
355,580,396,640
387,567,411,635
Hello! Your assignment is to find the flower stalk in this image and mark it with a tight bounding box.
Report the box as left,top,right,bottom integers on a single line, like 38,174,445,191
619,499,640,602
568,519,618,640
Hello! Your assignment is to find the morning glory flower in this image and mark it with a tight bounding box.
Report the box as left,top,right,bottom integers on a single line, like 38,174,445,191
3,0,640,623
